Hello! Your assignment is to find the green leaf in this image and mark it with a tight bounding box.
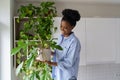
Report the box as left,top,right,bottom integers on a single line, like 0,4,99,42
30,72,36,80
41,70,46,80
23,75,29,80
17,18,20,23
16,61,24,76
17,52,21,58
17,59,20,64
36,72,40,80
40,74,44,80
47,72,52,80
55,45,63,50
11,46,22,56
26,56,34,68
11,41,27,56
17,40,27,47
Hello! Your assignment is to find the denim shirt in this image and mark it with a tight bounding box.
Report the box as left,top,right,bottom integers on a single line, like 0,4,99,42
52,32,81,80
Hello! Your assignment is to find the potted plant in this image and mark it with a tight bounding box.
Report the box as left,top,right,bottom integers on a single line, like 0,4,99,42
11,1,62,80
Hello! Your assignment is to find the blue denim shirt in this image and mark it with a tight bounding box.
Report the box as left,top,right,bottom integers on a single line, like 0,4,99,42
52,32,81,80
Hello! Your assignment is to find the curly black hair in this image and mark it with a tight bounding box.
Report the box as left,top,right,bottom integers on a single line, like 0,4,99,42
62,9,81,27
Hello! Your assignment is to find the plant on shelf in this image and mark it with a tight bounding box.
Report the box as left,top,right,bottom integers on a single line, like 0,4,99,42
11,1,62,80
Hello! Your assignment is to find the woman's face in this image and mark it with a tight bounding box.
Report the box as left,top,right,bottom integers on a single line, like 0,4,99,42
60,20,73,37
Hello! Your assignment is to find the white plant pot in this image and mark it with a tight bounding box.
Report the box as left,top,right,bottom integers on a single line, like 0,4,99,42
36,48,51,61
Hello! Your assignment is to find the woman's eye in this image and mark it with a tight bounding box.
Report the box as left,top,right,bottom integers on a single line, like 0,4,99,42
61,26,68,29
64,27,67,29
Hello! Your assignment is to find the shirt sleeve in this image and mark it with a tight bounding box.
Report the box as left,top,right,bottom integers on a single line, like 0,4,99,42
57,40,81,70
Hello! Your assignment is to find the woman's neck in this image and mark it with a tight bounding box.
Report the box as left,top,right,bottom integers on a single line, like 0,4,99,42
64,32,73,37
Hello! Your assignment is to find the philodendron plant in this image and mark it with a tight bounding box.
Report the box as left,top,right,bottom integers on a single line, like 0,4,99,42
11,2,62,80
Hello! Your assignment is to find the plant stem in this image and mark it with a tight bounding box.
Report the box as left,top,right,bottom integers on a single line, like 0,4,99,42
27,39,29,59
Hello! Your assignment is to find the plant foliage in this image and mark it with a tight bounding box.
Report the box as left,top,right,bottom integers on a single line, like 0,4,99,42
11,1,62,80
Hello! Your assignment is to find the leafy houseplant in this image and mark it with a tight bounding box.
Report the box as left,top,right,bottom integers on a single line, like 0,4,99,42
11,1,62,80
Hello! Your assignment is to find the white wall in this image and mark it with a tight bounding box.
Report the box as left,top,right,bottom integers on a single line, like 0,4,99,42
0,23,1,80
73,18,86,65
53,17,120,65
0,0,13,80
116,19,120,63
86,18,116,64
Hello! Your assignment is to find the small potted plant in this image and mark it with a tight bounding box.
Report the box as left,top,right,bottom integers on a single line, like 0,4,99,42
11,1,62,80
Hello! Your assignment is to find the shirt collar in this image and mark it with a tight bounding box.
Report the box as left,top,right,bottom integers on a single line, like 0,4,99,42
61,32,75,40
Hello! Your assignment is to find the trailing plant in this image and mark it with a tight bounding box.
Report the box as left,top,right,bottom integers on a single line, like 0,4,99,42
11,1,62,80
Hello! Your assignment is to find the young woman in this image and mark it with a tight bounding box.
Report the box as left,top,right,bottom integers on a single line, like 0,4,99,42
46,9,81,80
